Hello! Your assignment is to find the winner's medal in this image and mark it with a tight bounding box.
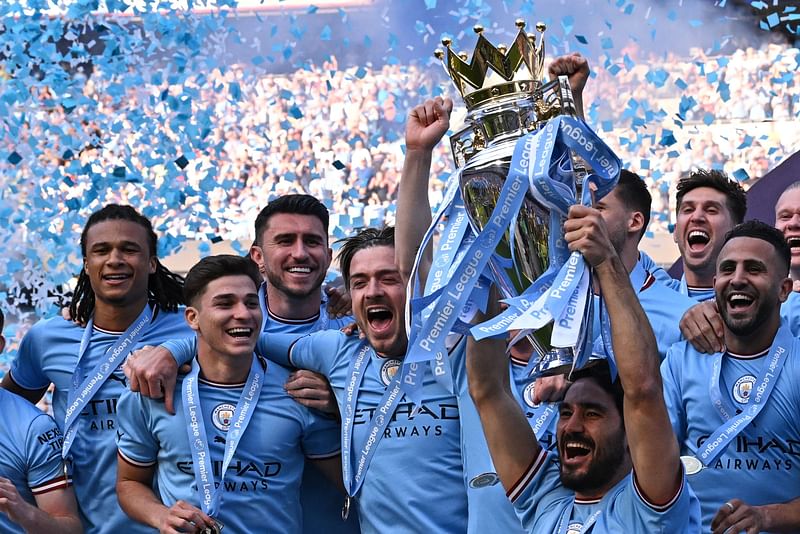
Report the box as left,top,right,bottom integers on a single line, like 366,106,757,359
201,520,224,534
341,496,352,520
680,455,703,475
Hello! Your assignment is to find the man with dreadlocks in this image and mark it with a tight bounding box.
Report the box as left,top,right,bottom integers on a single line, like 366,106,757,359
1,204,191,534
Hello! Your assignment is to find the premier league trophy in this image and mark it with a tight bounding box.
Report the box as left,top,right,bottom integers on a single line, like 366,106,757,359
434,20,589,375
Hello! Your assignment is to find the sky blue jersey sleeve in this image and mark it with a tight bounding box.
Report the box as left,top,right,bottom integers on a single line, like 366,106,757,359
660,344,688,445
116,389,159,467
25,412,69,493
160,336,197,366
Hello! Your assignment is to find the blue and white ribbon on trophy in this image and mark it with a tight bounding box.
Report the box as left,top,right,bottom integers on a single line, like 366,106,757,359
401,135,534,405
402,115,620,405
492,116,619,375
469,116,619,372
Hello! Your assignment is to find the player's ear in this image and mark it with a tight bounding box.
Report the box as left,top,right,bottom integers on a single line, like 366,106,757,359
185,306,201,332
0,334,5,354
629,211,645,237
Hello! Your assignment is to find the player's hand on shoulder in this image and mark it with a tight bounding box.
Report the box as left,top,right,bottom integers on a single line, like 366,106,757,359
679,300,724,354
285,370,339,416
325,285,351,319
124,345,180,414
158,500,215,534
711,498,765,534
406,97,454,152
340,321,363,339
61,306,87,327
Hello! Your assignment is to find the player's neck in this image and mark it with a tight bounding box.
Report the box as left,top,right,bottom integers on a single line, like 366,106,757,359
93,297,149,332
265,284,322,320
196,348,253,384
573,458,631,501
791,267,800,284
619,243,639,275
683,266,713,288
724,314,781,355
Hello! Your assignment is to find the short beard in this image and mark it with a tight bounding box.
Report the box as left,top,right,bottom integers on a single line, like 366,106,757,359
265,270,325,301
559,432,626,494
718,296,772,337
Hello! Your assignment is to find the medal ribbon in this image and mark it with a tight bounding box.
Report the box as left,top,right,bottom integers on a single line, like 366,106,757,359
341,342,405,497
698,325,792,466
62,304,152,460
183,355,264,517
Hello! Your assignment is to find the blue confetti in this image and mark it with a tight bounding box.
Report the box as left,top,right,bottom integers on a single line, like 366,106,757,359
575,35,588,44
766,12,780,28
561,16,574,35
320,25,332,41
7,152,22,165
737,135,754,149
424,0,437,8
733,168,749,181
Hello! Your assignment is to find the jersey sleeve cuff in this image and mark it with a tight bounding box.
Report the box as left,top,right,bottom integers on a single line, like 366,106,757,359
117,450,157,468
632,468,685,512
7,370,48,392
507,449,547,503
31,475,71,495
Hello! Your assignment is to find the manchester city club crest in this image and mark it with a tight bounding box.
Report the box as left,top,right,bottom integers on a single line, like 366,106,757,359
566,522,583,534
523,382,540,408
733,375,756,404
212,403,236,431
469,472,500,489
380,359,402,386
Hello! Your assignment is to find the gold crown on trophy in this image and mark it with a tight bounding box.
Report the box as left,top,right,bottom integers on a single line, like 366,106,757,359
434,19,548,111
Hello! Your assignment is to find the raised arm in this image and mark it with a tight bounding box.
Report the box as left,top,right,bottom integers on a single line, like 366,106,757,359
395,97,453,286
548,52,589,119
467,294,541,494
564,204,681,506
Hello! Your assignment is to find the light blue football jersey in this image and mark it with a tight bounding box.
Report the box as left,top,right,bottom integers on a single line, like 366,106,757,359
8,307,190,534
662,330,800,530
510,449,700,533
260,330,467,534
0,388,71,534
116,357,340,533
591,260,693,360
257,285,360,534
457,358,528,534
780,291,800,335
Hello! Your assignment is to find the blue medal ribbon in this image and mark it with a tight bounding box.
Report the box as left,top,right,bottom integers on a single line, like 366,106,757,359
341,342,405,497
697,325,792,466
62,304,152,460
183,354,264,517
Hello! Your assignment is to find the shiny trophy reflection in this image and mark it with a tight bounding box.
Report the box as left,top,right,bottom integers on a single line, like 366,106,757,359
437,20,587,375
